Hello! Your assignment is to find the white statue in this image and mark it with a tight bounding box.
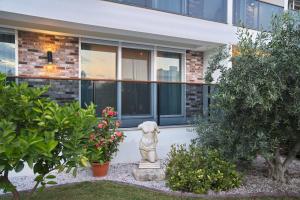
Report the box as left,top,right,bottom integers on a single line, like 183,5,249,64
132,121,165,181
138,121,160,164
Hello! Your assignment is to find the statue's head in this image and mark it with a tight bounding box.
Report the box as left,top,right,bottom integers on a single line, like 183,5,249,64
138,121,160,134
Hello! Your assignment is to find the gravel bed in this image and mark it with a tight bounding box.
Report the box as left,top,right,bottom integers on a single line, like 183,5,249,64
1,157,300,197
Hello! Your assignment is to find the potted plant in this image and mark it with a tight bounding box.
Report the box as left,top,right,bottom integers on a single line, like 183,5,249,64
85,107,125,177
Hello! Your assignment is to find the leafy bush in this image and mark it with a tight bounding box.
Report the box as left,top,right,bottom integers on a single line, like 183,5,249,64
166,144,242,194
0,74,97,199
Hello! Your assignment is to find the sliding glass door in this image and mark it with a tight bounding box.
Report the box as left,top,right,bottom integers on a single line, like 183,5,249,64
157,51,182,116
81,43,117,114
121,48,151,116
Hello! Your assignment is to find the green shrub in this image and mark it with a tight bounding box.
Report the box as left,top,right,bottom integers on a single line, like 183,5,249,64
166,144,242,194
0,73,98,199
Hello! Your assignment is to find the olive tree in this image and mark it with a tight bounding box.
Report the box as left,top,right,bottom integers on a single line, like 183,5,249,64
196,12,300,183
0,74,97,199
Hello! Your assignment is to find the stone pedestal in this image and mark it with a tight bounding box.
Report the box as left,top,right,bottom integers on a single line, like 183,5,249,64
139,160,160,169
132,168,165,181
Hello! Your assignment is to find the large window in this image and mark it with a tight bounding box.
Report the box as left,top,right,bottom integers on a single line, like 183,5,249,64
122,48,151,116
233,0,283,30
157,51,182,115
0,30,15,76
80,41,188,126
107,0,227,23
81,43,117,114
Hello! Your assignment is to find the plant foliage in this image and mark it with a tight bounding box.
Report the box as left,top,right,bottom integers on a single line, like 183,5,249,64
196,12,300,183
0,74,97,199
166,144,242,194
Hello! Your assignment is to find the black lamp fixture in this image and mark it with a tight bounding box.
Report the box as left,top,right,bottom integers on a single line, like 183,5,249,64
47,51,53,64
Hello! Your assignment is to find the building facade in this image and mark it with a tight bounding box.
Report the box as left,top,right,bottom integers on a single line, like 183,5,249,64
0,0,295,166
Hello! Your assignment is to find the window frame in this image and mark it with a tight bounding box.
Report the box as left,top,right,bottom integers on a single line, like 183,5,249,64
79,38,187,127
120,45,154,119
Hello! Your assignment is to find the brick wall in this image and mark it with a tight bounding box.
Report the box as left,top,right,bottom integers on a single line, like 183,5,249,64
185,50,204,118
18,31,79,104
18,31,79,78
185,50,204,83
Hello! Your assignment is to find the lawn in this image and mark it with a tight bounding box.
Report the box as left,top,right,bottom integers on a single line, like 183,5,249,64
0,181,299,200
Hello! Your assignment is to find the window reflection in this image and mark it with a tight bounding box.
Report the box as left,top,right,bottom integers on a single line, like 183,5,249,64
188,0,227,23
81,43,117,79
0,32,15,76
233,0,283,30
157,51,181,82
157,51,182,115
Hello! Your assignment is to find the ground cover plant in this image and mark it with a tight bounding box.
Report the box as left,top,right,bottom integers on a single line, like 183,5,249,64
0,181,299,200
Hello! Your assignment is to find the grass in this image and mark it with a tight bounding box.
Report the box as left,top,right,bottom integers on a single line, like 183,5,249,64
0,181,299,200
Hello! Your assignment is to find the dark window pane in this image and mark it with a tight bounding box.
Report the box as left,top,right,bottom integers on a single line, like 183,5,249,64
0,33,14,43
81,80,94,108
153,0,182,14
81,43,117,79
157,51,181,82
81,81,117,116
122,82,151,115
0,32,15,76
188,0,227,23
94,81,117,114
159,83,182,115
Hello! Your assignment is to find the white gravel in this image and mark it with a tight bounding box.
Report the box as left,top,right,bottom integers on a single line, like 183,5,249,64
1,157,300,196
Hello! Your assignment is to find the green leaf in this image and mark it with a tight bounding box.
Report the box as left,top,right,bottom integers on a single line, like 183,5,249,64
47,140,58,152
72,168,77,177
46,181,57,185
15,161,24,173
27,157,34,168
46,175,56,179
34,175,44,182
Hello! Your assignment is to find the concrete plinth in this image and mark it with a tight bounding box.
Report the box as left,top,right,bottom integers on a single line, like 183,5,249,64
132,168,165,181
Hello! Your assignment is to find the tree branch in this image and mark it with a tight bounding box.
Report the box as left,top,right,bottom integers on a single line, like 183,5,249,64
0,170,20,200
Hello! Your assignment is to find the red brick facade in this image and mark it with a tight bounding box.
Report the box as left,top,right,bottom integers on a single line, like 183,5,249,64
18,31,79,78
185,50,204,118
185,50,204,83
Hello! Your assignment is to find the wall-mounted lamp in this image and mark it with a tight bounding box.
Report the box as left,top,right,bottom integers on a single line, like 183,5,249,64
47,51,53,64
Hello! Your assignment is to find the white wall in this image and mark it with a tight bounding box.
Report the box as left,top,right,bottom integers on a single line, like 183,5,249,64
0,0,238,49
112,126,197,163
9,126,197,177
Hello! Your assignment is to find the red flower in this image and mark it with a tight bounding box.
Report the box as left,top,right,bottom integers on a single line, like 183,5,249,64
115,131,123,138
98,123,104,129
111,135,115,140
107,110,114,117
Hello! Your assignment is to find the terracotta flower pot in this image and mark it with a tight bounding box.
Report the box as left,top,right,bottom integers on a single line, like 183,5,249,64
91,162,109,177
